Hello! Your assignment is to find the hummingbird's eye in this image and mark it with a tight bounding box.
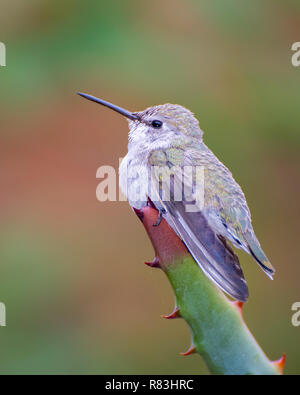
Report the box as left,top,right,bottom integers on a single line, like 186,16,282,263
151,120,163,129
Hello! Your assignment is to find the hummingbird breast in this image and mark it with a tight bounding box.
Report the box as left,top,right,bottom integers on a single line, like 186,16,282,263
119,150,151,210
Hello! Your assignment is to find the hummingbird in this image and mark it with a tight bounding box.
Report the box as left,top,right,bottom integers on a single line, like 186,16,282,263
78,93,275,302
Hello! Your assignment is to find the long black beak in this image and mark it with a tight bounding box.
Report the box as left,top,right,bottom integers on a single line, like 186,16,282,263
77,92,138,121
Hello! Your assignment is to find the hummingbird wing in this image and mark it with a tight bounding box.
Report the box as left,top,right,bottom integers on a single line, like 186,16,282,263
203,162,275,279
179,144,276,280
150,166,249,302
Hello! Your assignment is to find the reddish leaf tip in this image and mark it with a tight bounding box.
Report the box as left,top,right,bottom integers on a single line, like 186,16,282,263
180,345,196,356
144,257,161,269
162,307,181,319
272,353,286,374
231,300,244,315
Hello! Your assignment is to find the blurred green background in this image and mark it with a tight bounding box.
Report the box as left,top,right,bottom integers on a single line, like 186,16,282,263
0,0,299,374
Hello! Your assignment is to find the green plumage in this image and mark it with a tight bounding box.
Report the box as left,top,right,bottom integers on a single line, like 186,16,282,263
124,102,275,299
78,93,276,300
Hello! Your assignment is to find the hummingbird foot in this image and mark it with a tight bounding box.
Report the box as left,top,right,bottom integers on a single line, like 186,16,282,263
153,208,166,227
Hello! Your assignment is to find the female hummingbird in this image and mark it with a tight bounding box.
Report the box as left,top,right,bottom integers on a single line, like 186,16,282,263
78,93,275,302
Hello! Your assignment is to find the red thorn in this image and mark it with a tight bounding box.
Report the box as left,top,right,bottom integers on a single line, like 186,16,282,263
162,307,181,319
231,300,244,315
180,345,196,356
144,257,161,269
272,353,286,374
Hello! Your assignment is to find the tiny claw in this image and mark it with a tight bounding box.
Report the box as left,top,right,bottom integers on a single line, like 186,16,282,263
162,307,181,319
180,345,196,356
147,197,157,209
153,209,165,227
133,207,144,222
272,353,286,374
231,300,244,315
144,257,161,269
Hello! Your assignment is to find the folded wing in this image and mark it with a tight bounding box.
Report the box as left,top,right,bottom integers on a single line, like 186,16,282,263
150,170,249,302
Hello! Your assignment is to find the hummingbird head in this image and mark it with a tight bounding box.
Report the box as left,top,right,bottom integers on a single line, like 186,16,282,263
77,93,203,149
130,103,203,141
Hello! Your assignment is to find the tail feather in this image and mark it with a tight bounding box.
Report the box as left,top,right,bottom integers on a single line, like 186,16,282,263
163,201,249,302
244,233,275,279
